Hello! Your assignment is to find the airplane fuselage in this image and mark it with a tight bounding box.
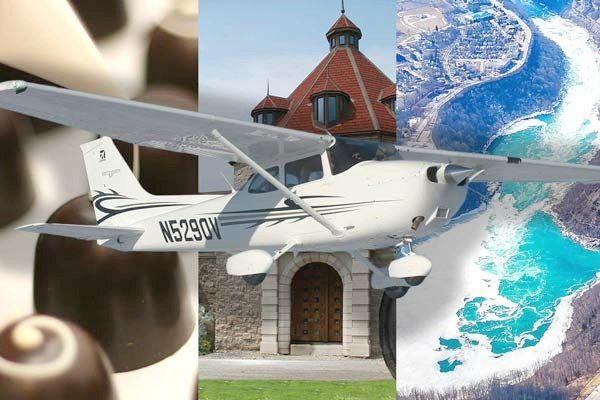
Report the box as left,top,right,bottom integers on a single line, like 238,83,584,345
100,159,468,254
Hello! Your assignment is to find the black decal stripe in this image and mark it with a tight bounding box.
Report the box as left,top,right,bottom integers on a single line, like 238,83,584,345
207,201,374,217
217,203,366,221
220,208,358,228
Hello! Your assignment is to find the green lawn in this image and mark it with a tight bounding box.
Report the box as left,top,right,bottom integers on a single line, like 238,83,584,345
199,380,395,400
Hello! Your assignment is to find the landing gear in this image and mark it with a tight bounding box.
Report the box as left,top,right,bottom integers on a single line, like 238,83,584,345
242,273,267,286
405,276,426,286
379,292,397,378
383,285,409,299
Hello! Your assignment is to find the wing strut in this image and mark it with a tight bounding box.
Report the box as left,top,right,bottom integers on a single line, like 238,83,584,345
211,129,344,237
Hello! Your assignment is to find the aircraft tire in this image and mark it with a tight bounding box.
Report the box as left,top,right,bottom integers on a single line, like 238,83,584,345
405,276,426,286
379,290,403,378
242,273,267,286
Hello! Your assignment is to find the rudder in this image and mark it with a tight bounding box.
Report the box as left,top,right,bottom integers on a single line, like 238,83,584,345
80,137,150,225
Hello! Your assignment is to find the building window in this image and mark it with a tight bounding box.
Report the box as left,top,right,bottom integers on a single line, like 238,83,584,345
313,93,347,127
329,33,359,49
383,97,396,114
248,166,279,194
285,155,324,188
254,111,282,125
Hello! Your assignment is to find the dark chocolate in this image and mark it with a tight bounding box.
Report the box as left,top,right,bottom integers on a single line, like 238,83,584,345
34,195,195,372
136,86,199,194
68,0,127,39
146,9,198,95
0,110,34,227
0,315,118,400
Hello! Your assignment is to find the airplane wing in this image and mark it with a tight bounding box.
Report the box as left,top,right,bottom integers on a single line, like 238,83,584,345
395,146,600,183
17,223,144,241
0,81,333,166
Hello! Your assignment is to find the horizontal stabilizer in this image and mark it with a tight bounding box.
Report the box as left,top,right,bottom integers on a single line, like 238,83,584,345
17,223,144,241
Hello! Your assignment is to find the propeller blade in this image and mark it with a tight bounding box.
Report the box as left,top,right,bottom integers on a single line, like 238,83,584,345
0,0,123,97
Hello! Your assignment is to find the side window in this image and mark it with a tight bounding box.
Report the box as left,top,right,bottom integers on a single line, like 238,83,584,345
285,155,324,188
248,166,279,194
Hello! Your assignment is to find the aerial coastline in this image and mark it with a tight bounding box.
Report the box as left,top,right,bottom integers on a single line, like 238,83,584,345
395,0,600,397
396,0,533,148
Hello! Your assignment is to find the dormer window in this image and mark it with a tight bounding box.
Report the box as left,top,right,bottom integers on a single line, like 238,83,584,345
383,97,396,114
253,110,285,125
312,92,348,127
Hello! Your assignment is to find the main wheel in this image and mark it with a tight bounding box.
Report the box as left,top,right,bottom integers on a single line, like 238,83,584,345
384,286,409,299
405,276,426,286
242,273,267,286
379,291,402,378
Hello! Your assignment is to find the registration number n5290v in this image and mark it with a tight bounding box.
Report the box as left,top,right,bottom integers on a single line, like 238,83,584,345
159,217,221,243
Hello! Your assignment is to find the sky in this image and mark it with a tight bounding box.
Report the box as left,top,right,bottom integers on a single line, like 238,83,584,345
198,0,396,120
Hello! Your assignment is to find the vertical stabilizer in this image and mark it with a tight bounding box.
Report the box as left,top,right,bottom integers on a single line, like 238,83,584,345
80,137,150,225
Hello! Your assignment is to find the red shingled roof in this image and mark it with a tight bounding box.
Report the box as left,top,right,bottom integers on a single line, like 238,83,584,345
276,46,395,137
251,95,290,115
326,14,362,39
251,14,395,139
379,83,396,102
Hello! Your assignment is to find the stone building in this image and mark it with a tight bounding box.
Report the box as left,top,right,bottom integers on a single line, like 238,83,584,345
198,8,396,358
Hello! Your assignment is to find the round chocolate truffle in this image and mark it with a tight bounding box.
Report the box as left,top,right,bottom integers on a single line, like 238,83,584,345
0,315,117,400
136,86,199,195
68,0,127,39
34,195,195,372
0,109,34,227
146,2,198,95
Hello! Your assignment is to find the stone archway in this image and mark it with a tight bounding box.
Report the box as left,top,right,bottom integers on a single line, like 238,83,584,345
259,252,372,357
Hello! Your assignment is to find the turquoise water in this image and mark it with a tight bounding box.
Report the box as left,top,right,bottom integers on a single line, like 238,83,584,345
437,3,600,373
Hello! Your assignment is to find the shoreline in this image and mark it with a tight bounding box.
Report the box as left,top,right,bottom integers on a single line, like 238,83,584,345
402,0,533,148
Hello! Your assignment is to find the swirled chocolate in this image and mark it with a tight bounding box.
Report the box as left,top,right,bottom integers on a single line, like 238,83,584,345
33,195,195,372
0,315,118,400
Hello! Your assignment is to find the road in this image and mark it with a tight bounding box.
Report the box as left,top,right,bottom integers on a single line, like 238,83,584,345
198,356,391,381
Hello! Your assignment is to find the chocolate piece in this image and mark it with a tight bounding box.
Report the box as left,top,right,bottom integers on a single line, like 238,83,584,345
0,110,34,226
68,0,127,39
0,315,118,400
146,5,198,95
34,195,195,372
135,86,199,194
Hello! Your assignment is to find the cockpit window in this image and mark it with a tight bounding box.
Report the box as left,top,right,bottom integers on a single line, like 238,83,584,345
248,166,279,194
327,137,398,175
285,154,324,188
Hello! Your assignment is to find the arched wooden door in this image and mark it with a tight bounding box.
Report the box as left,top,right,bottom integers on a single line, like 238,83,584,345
291,263,343,343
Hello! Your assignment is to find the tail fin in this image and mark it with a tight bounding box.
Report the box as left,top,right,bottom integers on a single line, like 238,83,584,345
81,137,147,199
80,137,150,225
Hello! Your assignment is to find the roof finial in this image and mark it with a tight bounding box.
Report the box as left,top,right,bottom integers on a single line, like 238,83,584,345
266,79,270,96
341,0,345,14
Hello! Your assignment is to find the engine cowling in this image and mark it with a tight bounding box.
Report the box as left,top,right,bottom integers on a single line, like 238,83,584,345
427,164,476,186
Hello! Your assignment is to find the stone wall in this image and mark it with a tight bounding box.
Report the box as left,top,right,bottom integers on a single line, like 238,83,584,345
198,253,262,351
369,288,384,358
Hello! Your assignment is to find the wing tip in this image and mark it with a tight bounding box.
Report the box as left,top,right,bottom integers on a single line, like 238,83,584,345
0,80,28,94
15,223,43,233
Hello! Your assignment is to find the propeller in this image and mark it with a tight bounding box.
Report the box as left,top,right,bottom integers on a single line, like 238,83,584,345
0,0,139,175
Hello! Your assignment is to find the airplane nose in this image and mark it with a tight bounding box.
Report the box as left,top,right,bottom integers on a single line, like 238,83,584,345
427,164,480,186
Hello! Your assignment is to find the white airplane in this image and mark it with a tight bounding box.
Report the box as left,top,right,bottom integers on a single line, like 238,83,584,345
2,80,600,297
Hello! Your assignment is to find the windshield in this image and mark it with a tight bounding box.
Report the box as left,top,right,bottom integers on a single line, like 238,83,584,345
327,137,398,175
